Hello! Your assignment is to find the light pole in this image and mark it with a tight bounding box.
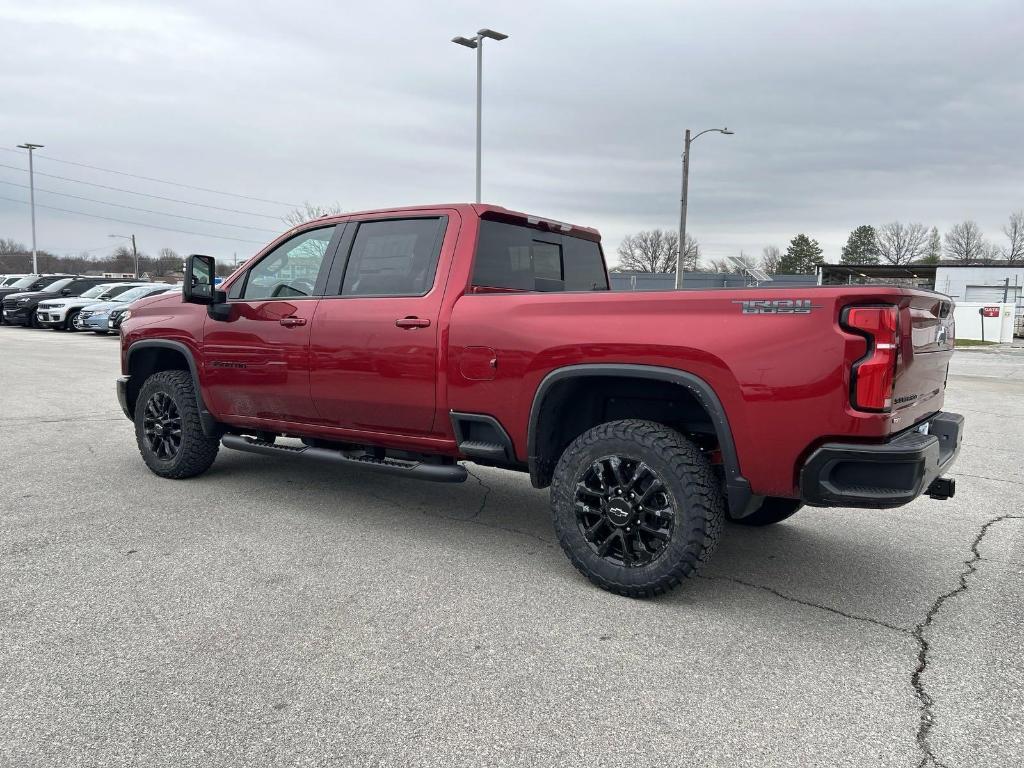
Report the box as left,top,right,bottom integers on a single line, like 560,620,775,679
451,28,508,203
109,233,138,277
16,143,44,274
675,127,734,289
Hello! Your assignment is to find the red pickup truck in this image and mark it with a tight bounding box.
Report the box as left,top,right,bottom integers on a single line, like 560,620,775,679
117,203,962,597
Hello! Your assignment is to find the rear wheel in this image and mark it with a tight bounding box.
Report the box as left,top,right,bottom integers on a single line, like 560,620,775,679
550,419,724,598
728,497,803,526
135,370,219,479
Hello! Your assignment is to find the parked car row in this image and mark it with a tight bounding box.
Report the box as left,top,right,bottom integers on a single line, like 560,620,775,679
0,274,179,334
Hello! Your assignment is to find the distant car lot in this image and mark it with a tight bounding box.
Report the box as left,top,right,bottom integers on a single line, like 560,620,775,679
1,326,1021,768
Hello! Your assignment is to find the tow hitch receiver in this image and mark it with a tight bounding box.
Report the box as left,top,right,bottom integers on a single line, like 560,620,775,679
927,476,956,500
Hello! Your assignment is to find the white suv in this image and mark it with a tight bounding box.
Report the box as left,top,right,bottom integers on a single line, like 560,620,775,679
36,282,145,331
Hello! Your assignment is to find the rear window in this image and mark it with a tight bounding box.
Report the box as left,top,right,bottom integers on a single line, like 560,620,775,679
472,219,608,292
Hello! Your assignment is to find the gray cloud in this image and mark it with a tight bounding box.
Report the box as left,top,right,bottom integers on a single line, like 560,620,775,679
1,0,1021,264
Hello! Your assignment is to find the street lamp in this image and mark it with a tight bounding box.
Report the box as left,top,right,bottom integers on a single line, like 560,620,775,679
451,28,508,203
675,127,734,289
16,142,44,274
109,233,139,278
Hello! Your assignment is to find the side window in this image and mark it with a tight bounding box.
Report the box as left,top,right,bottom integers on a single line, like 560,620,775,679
66,281,91,297
239,227,335,300
472,219,608,292
340,218,446,297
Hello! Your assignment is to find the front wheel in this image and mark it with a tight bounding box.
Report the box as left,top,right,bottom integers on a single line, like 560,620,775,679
135,370,219,479
64,310,80,331
550,419,724,598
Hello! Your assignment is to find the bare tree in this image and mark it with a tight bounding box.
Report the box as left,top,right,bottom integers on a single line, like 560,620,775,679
109,245,136,273
283,201,343,228
0,238,26,255
760,245,783,274
703,258,733,273
615,229,685,273
944,220,987,264
875,221,929,265
1002,210,1024,264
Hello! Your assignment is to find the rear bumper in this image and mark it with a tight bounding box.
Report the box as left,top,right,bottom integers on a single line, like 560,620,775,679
800,411,963,508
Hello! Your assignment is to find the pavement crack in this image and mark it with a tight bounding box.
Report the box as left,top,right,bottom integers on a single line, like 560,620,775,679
910,513,1024,768
464,466,492,521
422,467,555,546
699,574,909,634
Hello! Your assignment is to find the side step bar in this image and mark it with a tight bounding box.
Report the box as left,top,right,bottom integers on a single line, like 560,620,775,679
221,434,468,483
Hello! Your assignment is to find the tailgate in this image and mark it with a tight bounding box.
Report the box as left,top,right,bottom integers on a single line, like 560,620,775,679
891,293,954,431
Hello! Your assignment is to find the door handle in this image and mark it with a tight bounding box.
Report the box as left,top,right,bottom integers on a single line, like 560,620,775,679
395,316,431,329
279,316,307,327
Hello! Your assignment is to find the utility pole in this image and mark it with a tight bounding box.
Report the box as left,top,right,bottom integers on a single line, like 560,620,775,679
674,127,734,289
109,233,139,277
17,143,44,274
452,29,508,203
676,130,690,290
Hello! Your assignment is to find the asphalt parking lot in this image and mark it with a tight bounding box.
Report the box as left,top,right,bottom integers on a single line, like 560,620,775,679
1,326,1021,768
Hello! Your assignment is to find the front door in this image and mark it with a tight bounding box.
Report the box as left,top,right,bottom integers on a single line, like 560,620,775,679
308,216,450,435
202,225,340,423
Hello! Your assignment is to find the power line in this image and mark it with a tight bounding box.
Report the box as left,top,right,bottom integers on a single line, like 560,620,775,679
0,162,284,220
0,194,268,245
0,146,299,208
0,178,279,234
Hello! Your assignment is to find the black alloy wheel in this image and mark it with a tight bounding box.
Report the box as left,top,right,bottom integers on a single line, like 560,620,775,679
575,456,675,567
142,392,182,460
134,370,219,479
551,419,724,598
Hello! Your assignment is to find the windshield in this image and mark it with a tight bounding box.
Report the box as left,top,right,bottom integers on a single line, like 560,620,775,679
115,285,166,302
81,284,115,298
102,284,141,299
7,275,40,289
41,278,73,292
2,277,22,286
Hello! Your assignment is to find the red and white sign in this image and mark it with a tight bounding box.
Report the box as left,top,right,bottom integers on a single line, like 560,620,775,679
982,306,1000,318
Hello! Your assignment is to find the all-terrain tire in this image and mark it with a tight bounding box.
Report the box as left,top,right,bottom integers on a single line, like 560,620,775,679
135,370,219,479
550,419,724,598
727,497,803,526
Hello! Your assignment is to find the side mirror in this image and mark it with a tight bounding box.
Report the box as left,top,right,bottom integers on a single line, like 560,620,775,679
61,288,72,296
184,254,217,305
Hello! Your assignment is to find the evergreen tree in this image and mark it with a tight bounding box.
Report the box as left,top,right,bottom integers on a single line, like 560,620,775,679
919,226,942,264
777,234,824,274
840,225,879,265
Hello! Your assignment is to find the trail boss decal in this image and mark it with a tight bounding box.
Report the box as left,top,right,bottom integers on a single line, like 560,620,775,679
733,299,822,315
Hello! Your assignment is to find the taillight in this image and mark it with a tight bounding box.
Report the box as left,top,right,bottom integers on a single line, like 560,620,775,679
843,305,899,412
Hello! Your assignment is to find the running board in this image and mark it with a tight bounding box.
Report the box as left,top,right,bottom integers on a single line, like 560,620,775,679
221,434,468,483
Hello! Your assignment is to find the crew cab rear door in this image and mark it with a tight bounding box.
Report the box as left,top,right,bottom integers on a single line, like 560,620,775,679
201,225,341,423
308,214,453,434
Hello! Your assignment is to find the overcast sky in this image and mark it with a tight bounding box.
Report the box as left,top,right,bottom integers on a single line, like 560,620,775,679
1,0,1022,267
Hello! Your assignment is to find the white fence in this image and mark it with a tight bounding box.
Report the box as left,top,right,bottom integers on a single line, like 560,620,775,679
952,302,1016,343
